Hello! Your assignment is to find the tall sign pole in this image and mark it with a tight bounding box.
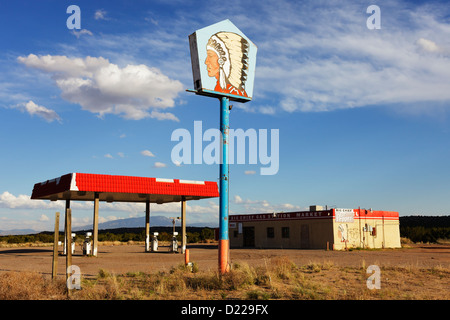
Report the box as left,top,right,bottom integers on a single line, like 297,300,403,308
219,96,230,273
188,19,257,274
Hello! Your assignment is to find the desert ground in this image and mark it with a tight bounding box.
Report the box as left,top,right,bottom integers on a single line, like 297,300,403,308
0,242,449,300
0,242,448,277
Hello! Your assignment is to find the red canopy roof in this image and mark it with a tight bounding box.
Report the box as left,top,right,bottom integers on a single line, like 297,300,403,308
31,173,219,203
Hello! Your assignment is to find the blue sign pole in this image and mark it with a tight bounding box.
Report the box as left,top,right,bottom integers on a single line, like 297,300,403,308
188,20,257,274
219,96,230,273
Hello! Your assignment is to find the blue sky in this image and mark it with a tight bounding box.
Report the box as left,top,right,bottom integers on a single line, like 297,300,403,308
0,0,449,232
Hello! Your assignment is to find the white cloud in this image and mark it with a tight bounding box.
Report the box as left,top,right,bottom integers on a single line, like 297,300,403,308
141,150,155,157
258,106,276,115
71,29,93,39
17,54,107,78
416,38,450,55
234,104,276,116
234,195,243,204
0,191,54,209
153,162,167,168
0,191,90,211
232,194,304,214
94,9,108,20
417,38,440,53
252,1,450,114
39,214,49,222
104,153,113,159
148,110,179,122
173,160,182,167
13,100,61,123
17,54,183,120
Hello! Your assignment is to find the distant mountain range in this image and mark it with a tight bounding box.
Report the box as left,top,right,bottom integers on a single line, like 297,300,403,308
0,215,218,236
0,229,37,236
74,215,218,231
73,216,174,231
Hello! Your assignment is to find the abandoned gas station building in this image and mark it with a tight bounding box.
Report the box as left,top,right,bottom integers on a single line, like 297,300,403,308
229,206,401,250
31,172,219,256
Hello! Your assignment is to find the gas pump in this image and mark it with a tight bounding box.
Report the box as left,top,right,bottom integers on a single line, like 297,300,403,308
172,231,179,253
64,233,76,255
169,217,180,253
151,232,159,252
71,233,76,254
83,232,92,255
63,233,76,255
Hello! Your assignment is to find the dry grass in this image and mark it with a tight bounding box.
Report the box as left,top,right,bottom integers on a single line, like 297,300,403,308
0,241,54,248
1,256,448,300
0,272,67,300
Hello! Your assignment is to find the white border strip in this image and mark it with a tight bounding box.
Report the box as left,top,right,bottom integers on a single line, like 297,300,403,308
155,178,174,183
179,180,205,185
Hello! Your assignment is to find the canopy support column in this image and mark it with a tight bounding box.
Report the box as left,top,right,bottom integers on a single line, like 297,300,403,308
181,197,186,254
52,211,60,279
63,200,70,255
92,192,99,257
65,208,72,285
145,200,150,252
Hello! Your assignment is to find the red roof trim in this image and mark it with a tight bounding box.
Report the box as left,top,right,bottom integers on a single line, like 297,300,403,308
73,173,218,196
343,209,399,220
31,173,219,201
230,209,399,222
230,211,334,222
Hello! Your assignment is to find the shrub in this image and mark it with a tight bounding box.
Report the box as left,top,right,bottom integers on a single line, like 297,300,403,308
267,256,297,280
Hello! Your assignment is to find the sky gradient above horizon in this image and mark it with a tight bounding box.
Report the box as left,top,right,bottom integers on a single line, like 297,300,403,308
1,0,449,232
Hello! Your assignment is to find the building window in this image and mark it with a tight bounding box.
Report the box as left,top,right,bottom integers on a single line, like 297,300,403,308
267,227,274,238
282,227,290,238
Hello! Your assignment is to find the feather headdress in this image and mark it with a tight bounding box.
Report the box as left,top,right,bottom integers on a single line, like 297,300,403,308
207,32,249,91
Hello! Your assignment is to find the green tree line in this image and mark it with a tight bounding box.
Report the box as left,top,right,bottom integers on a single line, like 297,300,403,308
2,216,449,244
399,215,450,243
400,226,450,243
0,227,215,244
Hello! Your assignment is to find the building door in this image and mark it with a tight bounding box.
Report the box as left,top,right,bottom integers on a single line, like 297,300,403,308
243,227,255,247
300,224,310,249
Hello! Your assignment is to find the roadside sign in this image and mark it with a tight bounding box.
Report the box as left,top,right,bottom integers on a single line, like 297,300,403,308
189,19,257,103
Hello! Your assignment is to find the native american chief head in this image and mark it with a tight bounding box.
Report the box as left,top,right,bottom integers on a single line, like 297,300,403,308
204,32,249,98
